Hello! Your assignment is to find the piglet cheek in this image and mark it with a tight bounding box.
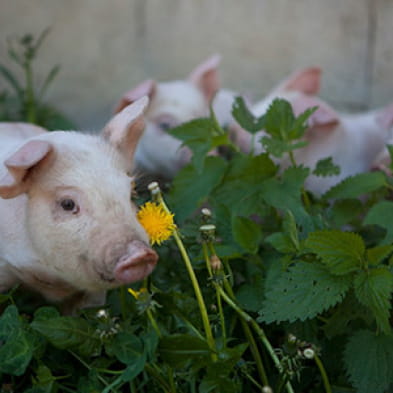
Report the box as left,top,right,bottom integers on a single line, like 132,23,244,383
114,240,158,284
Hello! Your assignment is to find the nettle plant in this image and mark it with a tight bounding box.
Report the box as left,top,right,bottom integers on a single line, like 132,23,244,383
0,28,75,130
1,97,393,393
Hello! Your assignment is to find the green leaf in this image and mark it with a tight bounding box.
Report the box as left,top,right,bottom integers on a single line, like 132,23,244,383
105,332,144,366
323,172,386,199
170,118,225,173
264,98,316,140
259,262,351,323
305,230,365,275
313,157,341,177
330,198,363,227
159,334,211,369
367,245,393,266
31,315,100,356
0,305,33,376
363,201,393,244
232,215,262,254
168,156,227,223
344,330,393,393
354,267,393,334
231,96,265,133
261,136,307,158
260,166,313,231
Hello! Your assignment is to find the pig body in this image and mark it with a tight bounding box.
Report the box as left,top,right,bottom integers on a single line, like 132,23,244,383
0,98,158,310
116,55,242,179
231,68,393,195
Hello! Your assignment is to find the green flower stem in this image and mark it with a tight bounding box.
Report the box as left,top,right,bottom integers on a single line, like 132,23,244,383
147,308,162,338
202,242,226,345
171,229,217,361
314,353,332,393
151,186,217,361
214,285,295,393
68,350,108,387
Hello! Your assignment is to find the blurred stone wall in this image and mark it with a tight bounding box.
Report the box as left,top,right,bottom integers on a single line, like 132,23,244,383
0,0,392,130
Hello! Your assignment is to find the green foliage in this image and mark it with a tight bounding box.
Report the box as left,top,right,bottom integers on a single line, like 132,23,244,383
0,28,76,130
258,262,351,323
343,330,393,393
4,86,393,393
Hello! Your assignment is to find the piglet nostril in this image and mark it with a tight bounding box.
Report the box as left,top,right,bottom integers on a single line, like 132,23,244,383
114,240,158,284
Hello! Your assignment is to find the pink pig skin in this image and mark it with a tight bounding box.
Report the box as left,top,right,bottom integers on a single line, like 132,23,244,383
115,54,242,179
0,97,158,312
230,67,393,195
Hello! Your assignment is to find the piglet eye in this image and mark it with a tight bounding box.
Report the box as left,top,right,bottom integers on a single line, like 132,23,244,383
158,121,172,131
60,198,79,213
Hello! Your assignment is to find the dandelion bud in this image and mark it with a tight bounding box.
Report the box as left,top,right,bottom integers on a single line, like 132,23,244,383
200,224,216,242
148,181,161,196
303,348,315,359
262,387,273,393
288,333,297,344
210,255,222,271
96,309,109,319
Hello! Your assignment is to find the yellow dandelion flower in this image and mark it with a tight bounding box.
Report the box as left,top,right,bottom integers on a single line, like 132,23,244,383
137,202,176,245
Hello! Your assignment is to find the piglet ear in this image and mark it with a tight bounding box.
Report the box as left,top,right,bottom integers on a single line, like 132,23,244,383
290,93,339,131
273,67,322,95
0,139,52,199
114,80,156,113
188,54,221,102
103,96,148,168
376,102,393,130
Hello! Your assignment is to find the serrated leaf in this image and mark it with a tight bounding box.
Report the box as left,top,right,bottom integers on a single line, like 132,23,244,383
232,215,262,254
305,230,365,275
265,232,296,253
260,166,313,232
344,330,393,393
354,267,393,334
363,200,393,244
168,156,227,223
313,157,341,177
31,315,100,356
261,135,307,158
170,118,223,173
258,262,351,323
231,96,265,133
323,172,386,199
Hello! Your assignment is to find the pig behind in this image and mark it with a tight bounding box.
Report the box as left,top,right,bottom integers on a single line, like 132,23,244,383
0,97,158,311
230,67,393,195
115,54,242,179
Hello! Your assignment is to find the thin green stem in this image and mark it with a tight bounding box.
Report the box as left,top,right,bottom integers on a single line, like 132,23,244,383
153,191,216,361
314,353,332,393
202,243,226,345
147,308,162,338
214,285,295,393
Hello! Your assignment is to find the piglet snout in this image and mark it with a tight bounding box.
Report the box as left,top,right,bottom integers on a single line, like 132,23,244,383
114,240,158,284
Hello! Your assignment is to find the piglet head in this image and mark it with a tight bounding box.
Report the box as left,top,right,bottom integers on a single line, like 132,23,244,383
0,97,158,301
113,55,222,178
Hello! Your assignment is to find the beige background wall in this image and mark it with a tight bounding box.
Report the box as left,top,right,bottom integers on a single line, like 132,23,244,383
0,0,392,130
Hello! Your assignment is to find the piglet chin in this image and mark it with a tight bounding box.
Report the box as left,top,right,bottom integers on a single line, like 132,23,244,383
114,240,158,284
